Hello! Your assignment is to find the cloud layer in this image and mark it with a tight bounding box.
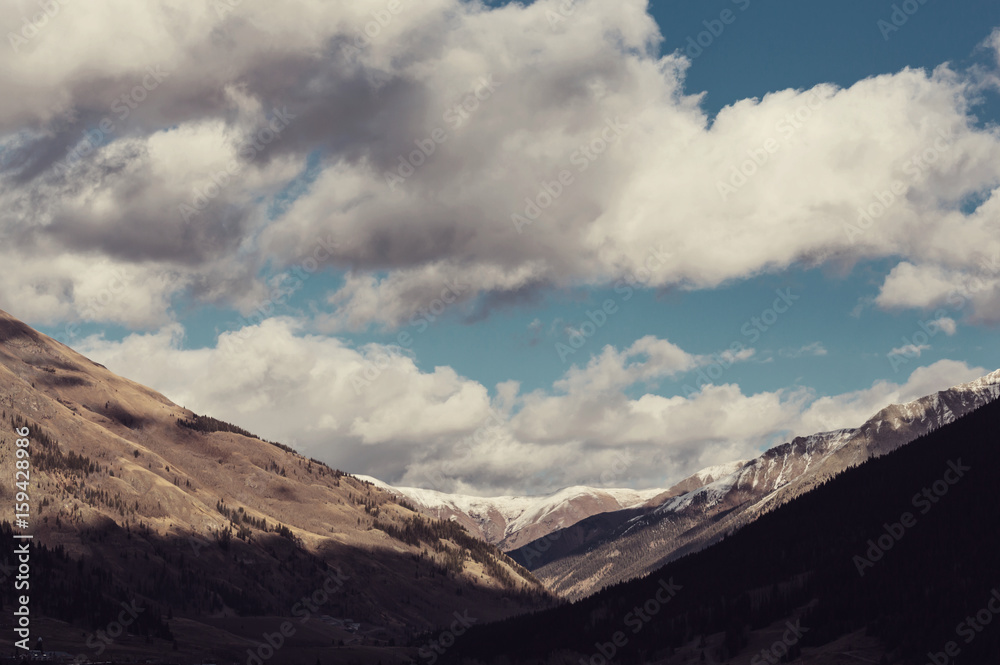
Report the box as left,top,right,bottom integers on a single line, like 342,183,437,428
1,3,999,330
78,322,987,495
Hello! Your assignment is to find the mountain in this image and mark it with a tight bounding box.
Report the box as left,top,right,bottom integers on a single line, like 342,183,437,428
358,477,666,551
361,460,749,554
0,310,550,662
510,369,1000,599
441,392,1000,664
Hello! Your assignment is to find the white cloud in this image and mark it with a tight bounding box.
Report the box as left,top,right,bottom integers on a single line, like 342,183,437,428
795,359,987,434
0,1,999,329
876,262,967,310
76,323,991,495
888,343,931,358
930,316,957,336
552,336,701,395
874,194,1000,323
779,342,828,358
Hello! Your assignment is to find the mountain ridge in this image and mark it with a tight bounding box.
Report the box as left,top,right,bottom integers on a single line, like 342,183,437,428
0,308,550,661
357,477,667,550
510,367,1000,598
439,388,1000,664
358,455,752,553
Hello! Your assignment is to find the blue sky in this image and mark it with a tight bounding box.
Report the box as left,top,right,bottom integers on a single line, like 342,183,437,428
6,0,1000,494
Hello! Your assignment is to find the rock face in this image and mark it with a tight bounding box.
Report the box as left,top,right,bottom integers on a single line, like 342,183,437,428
0,309,549,656
509,369,1000,599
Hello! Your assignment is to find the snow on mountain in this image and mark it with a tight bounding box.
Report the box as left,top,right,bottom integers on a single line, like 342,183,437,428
655,371,1000,520
693,459,750,485
657,471,742,514
356,477,538,528
519,368,1000,599
355,476,665,550
359,457,806,552
362,368,1000,573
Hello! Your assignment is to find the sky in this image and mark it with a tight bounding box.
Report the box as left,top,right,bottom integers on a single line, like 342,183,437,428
2,0,1000,496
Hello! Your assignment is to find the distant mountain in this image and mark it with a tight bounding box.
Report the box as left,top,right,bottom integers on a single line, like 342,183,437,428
511,369,1000,599
360,458,752,552
359,477,665,550
0,310,550,662
442,389,1000,665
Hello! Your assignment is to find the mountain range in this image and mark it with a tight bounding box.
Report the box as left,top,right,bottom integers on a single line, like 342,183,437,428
360,463,749,553
0,309,549,663
373,369,1000,600
440,381,1000,664
2,306,998,664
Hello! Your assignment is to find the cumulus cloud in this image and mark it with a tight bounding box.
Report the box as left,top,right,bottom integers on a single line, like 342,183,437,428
795,359,988,434
876,249,1000,324
76,323,989,495
1,0,999,328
